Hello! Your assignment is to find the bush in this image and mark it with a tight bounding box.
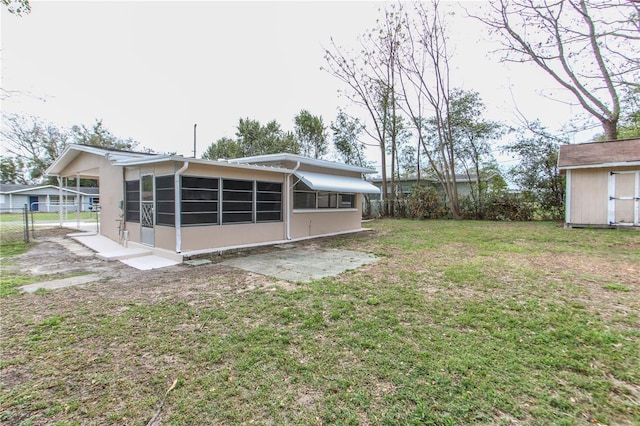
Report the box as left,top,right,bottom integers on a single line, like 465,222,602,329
483,192,533,221
404,185,448,219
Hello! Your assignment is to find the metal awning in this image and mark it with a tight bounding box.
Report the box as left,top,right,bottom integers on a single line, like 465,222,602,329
294,171,380,194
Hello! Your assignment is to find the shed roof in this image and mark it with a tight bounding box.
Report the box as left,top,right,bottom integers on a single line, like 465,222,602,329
558,138,640,170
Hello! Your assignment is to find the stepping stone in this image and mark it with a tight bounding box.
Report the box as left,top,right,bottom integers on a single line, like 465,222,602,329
19,273,101,293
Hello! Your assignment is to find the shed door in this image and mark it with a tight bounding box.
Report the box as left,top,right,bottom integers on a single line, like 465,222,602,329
140,174,155,246
608,171,639,226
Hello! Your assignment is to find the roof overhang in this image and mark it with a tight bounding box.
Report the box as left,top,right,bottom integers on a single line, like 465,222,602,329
294,170,380,194
46,144,156,177
112,156,292,174
558,160,640,171
232,153,377,174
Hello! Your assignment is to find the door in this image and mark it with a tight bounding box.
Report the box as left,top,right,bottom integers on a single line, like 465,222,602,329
608,171,640,226
140,174,155,246
29,196,38,211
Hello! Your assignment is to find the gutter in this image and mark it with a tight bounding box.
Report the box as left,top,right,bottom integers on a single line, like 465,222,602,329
174,161,190,253
285,161,300,240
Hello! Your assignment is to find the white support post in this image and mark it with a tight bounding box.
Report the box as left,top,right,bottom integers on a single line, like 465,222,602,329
58,177,63,227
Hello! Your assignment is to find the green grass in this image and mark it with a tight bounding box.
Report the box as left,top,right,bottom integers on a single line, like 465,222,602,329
1,220,638,425
0,240,32,257
0,211,96,223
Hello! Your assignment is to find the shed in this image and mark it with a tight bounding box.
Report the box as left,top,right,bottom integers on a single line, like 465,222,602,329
558,138,640,227
46,145,380,259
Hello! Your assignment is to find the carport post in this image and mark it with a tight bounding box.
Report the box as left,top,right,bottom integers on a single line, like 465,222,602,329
58,176,63,227
76,173,81,229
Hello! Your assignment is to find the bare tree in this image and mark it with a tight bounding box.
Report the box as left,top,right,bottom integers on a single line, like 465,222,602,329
471,0,640,140
323,4,404,216
396,0,463,218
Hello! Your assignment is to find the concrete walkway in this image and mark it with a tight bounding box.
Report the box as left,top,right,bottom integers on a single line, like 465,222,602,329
68,233,181,270
221,244,378,283
19,273,102,293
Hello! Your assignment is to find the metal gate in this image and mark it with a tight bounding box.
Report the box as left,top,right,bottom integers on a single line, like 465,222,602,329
608,171,640,226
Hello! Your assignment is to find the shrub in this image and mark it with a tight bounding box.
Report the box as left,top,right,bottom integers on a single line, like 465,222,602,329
483,192,533,221
405,185,448,219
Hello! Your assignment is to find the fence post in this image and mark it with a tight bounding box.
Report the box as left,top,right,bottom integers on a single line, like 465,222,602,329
30,206,36,239
23,204,29,243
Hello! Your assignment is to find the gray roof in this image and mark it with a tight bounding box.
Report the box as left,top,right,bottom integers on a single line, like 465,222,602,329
230,153,377,174
558,138,640,169
0,184,99,195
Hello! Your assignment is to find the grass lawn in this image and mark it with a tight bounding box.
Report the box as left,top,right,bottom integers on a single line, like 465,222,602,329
1,220,638,425
0,211,96,223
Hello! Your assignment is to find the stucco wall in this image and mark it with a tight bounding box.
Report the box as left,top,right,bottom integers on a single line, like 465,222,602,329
179,222,285,252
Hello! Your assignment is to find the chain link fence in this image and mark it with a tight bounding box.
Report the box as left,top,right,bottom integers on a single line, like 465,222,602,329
0,205,31,243
1,204,100,243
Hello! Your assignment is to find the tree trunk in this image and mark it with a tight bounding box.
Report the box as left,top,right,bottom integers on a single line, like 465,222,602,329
602,119,617,141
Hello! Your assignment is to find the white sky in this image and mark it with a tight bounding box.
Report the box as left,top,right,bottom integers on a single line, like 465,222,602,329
1,1,596,172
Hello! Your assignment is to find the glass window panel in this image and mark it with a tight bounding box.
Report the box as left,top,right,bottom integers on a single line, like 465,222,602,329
339,194,355,208
318,192,337,208
294,192,316,209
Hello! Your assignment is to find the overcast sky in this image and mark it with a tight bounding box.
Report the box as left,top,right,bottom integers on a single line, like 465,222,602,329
1,1,594,171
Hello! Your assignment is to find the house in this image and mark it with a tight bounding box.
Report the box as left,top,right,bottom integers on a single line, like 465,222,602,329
0,183,100,213
45,144,379,258
369,173,500,200
558,138,640,227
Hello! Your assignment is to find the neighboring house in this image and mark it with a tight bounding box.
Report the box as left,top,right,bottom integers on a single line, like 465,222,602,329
46,144,379,258
558,138,640,227
0,184,100,213
369,173,499,200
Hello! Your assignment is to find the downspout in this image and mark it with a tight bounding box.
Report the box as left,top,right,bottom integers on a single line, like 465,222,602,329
285,161,300,240
174,161,190,253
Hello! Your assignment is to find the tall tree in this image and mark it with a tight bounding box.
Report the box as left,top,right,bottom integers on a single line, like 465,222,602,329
448,89,505,218
324,3,404,215
294,110,328,159
471,0,640,140
504,121,566,219
397,0,463,218
331,111,371,168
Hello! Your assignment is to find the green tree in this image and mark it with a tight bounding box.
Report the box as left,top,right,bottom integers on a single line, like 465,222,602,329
294,110,328,159
449,89,505,218
71,119,140,151
0,156,25,184
203,118,299,160
331,111,369,168
600,87,640,140
504,121,566,219
1,114,69,183
202,137,243,160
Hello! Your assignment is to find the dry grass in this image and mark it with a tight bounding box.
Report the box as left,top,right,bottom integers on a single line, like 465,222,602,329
1,220,639,425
